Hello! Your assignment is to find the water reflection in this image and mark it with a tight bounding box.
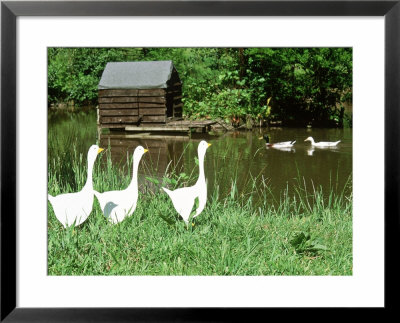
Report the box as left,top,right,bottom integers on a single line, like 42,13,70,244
307,147,315,156
306,146,340,156
98,132,189,176
48,110,352,206
267,146,296,153
97,128,352,204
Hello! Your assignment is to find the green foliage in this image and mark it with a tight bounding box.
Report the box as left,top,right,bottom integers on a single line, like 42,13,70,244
48,48,143,105
244,48,352,126
48,47,352,127
290,231,329,255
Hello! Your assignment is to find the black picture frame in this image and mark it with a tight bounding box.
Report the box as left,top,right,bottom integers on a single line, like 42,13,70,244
1,0,398,321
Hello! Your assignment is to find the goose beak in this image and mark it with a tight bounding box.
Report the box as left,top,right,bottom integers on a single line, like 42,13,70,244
144,149,149,153
258,137,263,140
97,148,104,154
207,143,212,147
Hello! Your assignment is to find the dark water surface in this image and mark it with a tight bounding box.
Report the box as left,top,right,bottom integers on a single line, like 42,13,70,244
48,110,352,204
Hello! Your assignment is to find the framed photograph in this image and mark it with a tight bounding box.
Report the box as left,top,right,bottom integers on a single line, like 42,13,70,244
1,0,398,321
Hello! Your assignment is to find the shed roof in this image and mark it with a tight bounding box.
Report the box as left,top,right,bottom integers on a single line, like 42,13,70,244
98,61,175,90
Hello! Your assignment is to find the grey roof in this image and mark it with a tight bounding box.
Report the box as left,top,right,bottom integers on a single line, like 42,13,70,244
98,61,174,90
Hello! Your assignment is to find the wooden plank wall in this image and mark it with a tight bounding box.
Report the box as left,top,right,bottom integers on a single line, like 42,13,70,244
166,83,183,118
166,68,183,118
98,88,168,129
98,68,183,129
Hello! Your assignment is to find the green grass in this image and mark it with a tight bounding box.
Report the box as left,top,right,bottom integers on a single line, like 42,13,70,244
48,146,352,276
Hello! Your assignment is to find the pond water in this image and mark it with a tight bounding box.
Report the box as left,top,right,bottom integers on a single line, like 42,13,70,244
48,110,352,205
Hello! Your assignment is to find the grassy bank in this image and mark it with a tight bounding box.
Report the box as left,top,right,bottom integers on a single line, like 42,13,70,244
48,147,352,276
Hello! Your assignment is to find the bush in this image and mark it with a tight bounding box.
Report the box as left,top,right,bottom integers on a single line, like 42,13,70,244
48,48,352,127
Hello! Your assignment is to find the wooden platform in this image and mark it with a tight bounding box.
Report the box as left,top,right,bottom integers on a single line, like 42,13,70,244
124,120,217,133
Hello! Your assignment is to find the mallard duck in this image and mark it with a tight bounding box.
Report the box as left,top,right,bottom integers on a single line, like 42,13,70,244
48,145,104,228
162,140,211,224
94,146,148,224
304,136,340,147
259,135,296,148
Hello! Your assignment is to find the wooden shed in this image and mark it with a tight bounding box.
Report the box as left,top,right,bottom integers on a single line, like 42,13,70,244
98,61,182,129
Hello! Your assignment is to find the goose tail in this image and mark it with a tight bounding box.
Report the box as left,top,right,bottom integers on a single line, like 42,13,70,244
48,194,54,202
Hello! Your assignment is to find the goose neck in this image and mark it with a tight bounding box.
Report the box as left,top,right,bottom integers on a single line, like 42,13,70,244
127,156,140,190
83,157,94,191
196,151,206,186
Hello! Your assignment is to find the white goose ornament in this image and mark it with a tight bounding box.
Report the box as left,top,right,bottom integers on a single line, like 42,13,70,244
304,136,340,147
48,145,104,228
94,145,148,224
162,140,211,224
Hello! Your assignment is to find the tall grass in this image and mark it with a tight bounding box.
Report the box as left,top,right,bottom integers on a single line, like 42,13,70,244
48,143,352,276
